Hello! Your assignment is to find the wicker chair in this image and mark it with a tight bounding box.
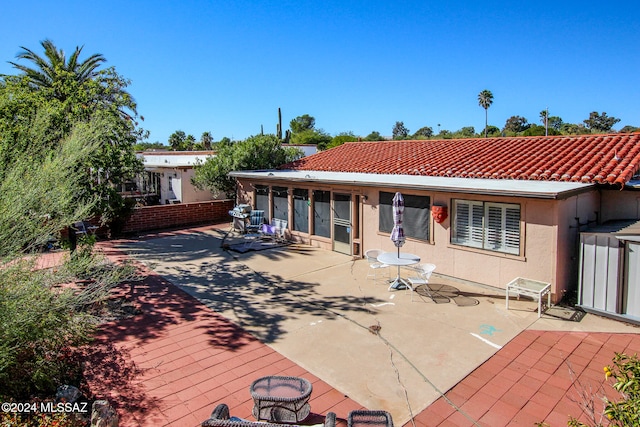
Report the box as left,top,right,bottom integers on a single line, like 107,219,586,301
348,410,393,427
250,375,311,423
201,403,336,427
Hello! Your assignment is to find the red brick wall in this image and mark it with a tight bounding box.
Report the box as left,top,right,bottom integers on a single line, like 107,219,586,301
121,200,235,234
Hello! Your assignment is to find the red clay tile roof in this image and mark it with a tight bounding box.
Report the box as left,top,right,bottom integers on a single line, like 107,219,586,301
283,133,640,186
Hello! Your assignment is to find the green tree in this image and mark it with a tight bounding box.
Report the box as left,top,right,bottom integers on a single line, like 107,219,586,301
290,129,332,150
392,121,409,140
192,134,303,197
483,125,501,137
619,125,640,133
0,127,99,258
9,39,105,102
288,114,332,149
363,131,385,141
290,114,316,134
548,116,563,132
523,124,558,136
216,136,232,148
478,89,494,137
201,131,213,150
169,130,186,150
437,129,453,139
412,126,433,139
451,126,476,138
561,123,591,135
327,132,358,149
4,40,143,231
503,115,530,134
184,134,196,151
133,141,167,151
583,111,621,133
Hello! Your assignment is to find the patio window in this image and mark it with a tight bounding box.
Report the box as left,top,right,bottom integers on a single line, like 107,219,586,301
255,185,269,212
272,186,289,221
293,188,309,233
451,199,521,255
313,190,331,238
378,192,430,241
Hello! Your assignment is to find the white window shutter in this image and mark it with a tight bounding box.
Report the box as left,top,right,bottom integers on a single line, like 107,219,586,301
453,200,483,248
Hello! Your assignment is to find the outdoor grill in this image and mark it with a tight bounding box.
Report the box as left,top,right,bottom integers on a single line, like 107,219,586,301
228,204,251,232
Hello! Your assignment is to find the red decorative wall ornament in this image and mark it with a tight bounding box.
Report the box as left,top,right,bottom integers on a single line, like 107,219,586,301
431,205,448,223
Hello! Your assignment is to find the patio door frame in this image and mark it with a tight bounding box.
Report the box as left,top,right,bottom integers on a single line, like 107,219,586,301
332,192,352,255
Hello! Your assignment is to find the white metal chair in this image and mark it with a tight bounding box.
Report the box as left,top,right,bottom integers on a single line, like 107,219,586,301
364,249,389,282
407,263,436,301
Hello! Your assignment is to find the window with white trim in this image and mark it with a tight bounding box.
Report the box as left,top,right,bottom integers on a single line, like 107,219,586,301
451,200,521,255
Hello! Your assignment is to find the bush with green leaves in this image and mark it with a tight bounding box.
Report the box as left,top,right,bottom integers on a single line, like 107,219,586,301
0,119,139,400
539,353,640,426
192,133,303,198
598,353,639,426
0,246,137,400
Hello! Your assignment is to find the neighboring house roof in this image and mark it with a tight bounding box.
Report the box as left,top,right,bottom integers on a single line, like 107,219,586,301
283,133,640,186
138,151,216,168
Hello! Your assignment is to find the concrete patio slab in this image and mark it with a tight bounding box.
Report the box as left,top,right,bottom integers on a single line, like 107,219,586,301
112,224,639,425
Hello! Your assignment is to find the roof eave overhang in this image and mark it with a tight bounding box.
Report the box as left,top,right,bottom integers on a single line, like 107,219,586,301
229,170,596,200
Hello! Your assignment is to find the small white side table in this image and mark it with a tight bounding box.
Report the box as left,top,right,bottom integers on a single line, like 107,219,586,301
506,277,551,318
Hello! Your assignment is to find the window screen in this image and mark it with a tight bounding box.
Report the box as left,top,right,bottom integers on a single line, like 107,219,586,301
293,188,309,233
272,186,288,221
313,190,331,238
379,192,430,241
255,185,269,213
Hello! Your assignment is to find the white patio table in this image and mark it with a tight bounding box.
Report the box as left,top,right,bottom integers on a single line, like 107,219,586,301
377,252,421,291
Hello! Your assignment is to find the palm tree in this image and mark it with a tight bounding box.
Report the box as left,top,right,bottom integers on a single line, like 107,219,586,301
478,90,494,137
9,39,106,102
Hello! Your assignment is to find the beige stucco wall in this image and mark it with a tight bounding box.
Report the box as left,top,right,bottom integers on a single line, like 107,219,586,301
147,167,217,204
600,189,640,222
179,169,217,203
235,178,639,302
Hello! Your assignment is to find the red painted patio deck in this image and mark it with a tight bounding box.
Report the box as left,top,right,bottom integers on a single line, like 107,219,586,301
83,248,363,426
413,330,640,427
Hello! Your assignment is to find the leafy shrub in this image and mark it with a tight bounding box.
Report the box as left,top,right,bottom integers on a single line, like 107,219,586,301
539,352,640,427
0,409,86,427
0,247,138,400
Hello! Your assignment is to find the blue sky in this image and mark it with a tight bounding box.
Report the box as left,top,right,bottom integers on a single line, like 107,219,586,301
1,1,638,143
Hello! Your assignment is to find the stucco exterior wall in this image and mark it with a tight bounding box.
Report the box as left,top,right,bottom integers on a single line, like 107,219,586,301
179,168,216,203
235,177,640,302
554,191,600,300
600,189,640,222
359,189,558,292
147,167,216,204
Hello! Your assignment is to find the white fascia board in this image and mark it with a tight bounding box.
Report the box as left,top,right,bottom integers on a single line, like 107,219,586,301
229,169,595,199
138,153,214,168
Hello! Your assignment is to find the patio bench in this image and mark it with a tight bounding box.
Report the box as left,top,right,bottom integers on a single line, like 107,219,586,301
201,404,336,427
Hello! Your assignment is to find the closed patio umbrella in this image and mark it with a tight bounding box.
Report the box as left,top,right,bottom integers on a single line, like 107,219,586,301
390,192,405,256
